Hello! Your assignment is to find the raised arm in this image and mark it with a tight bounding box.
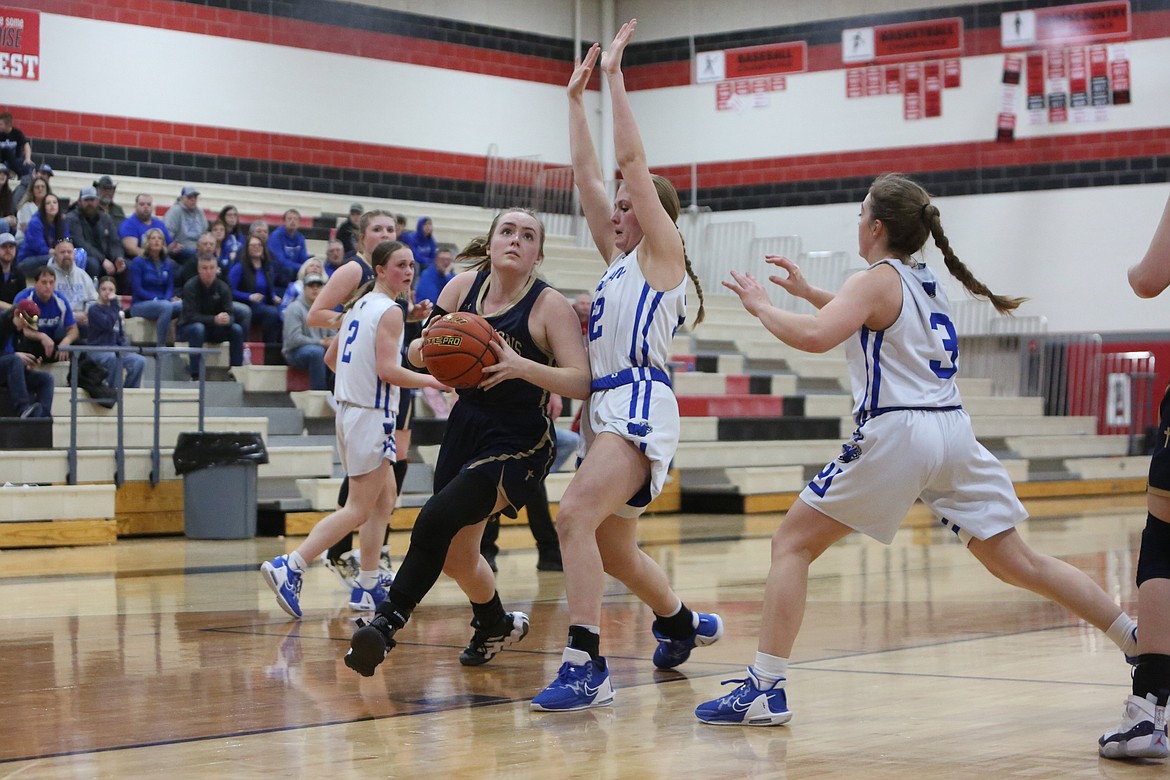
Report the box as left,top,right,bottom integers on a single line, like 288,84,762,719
602,19,684,289
1129,192,1170,298
568,43,617,263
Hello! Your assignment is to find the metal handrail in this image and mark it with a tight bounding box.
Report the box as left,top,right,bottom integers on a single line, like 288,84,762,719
56,344,219,487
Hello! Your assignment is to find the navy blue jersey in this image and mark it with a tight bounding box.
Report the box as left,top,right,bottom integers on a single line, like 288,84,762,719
455,269,552,410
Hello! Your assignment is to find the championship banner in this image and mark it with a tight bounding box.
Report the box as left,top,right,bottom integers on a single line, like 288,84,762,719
1026,52,1046,124
1110,44,1130,104
1047,48,1069,123
1002,1,1130,48
923,60,942,118
903,62,923,120
997,54,1023,142
843,18,962,64
0,7,38,81
715,75,787,112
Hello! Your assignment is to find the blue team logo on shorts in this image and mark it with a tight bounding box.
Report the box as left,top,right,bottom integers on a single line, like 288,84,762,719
627,421,653,437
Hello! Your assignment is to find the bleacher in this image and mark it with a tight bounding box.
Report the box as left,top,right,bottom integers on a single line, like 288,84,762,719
0,172,1144,549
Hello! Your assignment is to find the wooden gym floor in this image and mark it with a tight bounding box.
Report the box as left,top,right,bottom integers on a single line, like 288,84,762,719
1,495,1166,778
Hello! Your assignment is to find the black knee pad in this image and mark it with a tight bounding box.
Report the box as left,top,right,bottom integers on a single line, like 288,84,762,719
393,460,408,493
1137,513,1170,586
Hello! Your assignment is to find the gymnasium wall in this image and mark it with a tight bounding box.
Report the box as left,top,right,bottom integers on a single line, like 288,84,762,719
6,0,1170,332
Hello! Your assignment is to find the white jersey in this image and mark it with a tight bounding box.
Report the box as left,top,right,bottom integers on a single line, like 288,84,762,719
588,248,687,379
333,291,403,412
846,259,963,423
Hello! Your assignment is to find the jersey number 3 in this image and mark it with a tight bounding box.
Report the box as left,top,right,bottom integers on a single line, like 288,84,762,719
340,319,359,364
928,313,958,379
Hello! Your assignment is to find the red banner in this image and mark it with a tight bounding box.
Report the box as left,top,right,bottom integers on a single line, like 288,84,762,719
904,62,923,120
1035,1,1130,44
943,59,961,88
885,65,903,94
724,42,807,79
1111,58,1130,104
0,7,39,81
873,18,963,62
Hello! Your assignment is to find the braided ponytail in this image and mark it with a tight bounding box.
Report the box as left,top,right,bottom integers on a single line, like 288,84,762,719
922,204,1026,315
681,233,705,327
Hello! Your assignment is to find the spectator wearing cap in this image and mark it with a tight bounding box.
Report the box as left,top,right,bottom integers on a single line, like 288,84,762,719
163,186,208,263
93,176,125,225
66,186,126,280
11,162,51,209
0,163,16,233
0,113,32,179
13,265,79,358
16,192,68,278
119,193,176,262
0,232,21,309
47,238,98,334
267,208,309,286
0,298,54,418
335,203,362,257
178,253,243,380
281,270,331,391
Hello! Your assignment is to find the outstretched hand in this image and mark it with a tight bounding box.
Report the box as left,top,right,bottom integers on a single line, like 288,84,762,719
722,270,773,317
568,43,600,98
763,255,813,300
601,19,637,77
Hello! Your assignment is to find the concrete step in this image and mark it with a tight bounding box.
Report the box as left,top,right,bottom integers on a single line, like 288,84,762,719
52,387,200,417
0,483,116,522
1062,455,1150,480
53,415,268,448
1004,434,1130,459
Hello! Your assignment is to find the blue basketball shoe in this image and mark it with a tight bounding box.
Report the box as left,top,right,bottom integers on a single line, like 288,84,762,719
531,648,615,712
261,554,303,619
694,668,792,726
348,582,387,612
652,611,724,669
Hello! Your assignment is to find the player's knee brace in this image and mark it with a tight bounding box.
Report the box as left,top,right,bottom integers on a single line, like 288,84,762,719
1136,513,1170,586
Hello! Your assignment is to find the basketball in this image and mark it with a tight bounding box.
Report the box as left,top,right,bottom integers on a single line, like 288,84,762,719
420,312,498,389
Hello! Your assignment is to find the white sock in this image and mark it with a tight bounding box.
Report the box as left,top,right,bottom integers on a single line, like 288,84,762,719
288,550,308,572
1106,612,1138,655
752,651,789,687
357,569,379,590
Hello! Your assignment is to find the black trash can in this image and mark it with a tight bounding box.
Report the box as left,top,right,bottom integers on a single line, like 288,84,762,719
173,432,269,539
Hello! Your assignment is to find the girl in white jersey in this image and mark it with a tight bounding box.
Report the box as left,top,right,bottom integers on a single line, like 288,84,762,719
261,241,445,619
532,20,722,712
695,172,1140,727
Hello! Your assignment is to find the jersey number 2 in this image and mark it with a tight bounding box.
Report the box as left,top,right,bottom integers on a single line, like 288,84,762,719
588,298,604,342
340,319,359,364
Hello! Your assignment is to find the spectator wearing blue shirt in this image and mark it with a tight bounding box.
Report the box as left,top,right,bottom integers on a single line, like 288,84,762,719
119,194,176,260
402,216,438,277
87,276,145,388
0,298,54,417
267,208,309,285
14,265,79,356
415,244,456,305
17,193,68,278
128,227,182,345
229,234,283,344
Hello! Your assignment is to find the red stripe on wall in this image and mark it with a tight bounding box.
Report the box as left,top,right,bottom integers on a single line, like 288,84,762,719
32,0,570,86
655,127,1170,191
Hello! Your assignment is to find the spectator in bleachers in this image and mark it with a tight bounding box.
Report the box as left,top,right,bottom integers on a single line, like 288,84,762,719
128,227,182,345
14,266,79,359
17,193,68,278
176,231,252,335
280,256,325,315
0,298,53,418
335,203,362,257
0,164,16,234
13,175,49,244
217,205,244,267
209,220,227,272
179,254,243,380
323,238,347,277
47,238,98,335
229,234,282,343
395,214,408,238
268,208,310,282
87,276,144,389
93,176,125,226
12,163,52,213
281,272,331,391
163,185,208,263
66,186,126,280
415,243,455,305
0,113,32,180
119,194,176,263
402,216,438,277
248,219,270,244
0,232,21,309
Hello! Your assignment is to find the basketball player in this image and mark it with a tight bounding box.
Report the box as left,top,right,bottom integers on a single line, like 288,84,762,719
530,21,720,713
1100,192,1170,760
306,210,426,591
261,241,445,618
343,209,591,675
694,173,1139,726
